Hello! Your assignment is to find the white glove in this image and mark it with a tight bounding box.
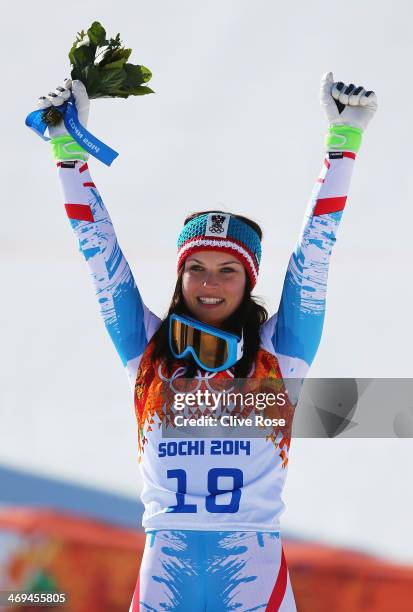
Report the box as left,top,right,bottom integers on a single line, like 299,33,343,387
320,72,377,132
37,79,90,139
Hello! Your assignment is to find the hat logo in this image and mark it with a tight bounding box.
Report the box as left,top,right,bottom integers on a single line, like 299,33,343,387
205,213,230,237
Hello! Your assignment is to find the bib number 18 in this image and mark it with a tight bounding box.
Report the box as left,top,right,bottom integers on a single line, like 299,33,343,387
167,468,243,514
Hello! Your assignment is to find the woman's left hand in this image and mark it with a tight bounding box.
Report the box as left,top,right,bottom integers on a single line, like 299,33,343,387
320,71,377,131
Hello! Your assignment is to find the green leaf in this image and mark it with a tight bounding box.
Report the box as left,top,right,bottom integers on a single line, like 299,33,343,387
99,46,131,67
124,63,152,88
123,64,144,88
101,50,132,71
81,64,101,97
125,86,155,96
87,21,106,46
69,40,78,65
101,59,127,71
98,68,127,92
70,65,82,81
136,86,154,95
138,65,152,83
121,47,132,60
110,85,155,98
71,43,95,68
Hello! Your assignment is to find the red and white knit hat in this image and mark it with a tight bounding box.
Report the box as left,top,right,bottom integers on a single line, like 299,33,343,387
176,212,262,288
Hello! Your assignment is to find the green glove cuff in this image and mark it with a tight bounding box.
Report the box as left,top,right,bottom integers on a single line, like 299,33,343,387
325,125,363,153
50,135,88,162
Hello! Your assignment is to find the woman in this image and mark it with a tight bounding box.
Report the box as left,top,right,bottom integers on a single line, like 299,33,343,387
36,72,376,611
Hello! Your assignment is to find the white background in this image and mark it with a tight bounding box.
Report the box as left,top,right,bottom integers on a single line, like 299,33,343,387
1,1,413,563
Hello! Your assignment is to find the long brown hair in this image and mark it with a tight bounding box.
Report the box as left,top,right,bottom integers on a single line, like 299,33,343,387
151,211,268,377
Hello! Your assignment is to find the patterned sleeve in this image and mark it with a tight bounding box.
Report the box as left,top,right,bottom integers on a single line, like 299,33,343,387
261,150,357,380
56,159,161,386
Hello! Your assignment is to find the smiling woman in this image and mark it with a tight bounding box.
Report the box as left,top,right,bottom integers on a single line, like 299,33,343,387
151,210,268,378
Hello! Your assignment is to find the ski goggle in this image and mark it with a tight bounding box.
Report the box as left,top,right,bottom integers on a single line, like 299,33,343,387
169,313,244,372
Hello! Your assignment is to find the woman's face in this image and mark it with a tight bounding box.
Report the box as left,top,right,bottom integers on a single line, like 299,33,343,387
182,250,247,327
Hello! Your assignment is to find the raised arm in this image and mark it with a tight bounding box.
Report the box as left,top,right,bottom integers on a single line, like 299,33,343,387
261,72,377,380
38,80,160,387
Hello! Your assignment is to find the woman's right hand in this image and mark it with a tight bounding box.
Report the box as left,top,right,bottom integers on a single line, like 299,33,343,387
37,79,90,138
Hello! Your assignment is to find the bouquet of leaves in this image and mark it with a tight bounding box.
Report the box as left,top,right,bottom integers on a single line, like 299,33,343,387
45,21,154,126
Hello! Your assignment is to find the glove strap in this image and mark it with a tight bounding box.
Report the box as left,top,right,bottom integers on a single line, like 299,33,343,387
51,135,88,162
325,125,362,153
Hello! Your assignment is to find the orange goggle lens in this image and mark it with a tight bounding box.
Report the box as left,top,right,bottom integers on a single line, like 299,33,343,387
171,319,229,369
